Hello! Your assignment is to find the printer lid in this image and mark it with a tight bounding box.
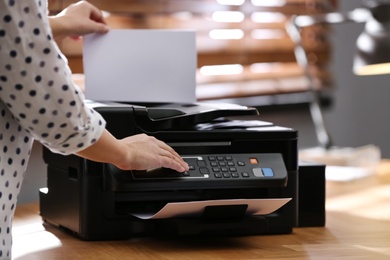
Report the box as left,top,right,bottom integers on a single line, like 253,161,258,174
88,100,259,131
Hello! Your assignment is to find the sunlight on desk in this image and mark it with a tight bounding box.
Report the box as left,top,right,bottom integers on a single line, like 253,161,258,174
355,245,390,257
327,183,390,221
323,166,390,259
12,223,61,259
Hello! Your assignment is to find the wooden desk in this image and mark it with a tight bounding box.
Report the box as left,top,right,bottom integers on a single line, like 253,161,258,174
13,163,390,259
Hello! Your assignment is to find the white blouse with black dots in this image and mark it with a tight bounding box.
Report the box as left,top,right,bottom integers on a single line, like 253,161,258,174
0,0,106,258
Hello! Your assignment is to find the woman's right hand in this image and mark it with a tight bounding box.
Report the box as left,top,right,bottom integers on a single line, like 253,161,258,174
77,131,189,173
116,134,189,172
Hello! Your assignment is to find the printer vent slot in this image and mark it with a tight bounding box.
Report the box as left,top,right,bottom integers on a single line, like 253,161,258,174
68,167,78,181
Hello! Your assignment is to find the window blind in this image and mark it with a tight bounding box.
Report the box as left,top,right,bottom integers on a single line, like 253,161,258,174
49,0,337,101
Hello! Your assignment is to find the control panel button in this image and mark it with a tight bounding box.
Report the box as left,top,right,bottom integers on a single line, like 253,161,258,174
253,168,263,177
214,173,222,178
199,168,209,174
197,160,207,167
241,172,250,177
262,168,274,177
250,158,259,164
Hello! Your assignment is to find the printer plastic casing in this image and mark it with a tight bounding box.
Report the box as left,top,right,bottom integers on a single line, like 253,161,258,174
39,102,321,240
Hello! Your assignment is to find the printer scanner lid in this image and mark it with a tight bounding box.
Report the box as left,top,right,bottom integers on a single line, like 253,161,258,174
87,100,259,131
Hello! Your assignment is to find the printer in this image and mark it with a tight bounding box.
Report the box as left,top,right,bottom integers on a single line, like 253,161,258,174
39,101,325,240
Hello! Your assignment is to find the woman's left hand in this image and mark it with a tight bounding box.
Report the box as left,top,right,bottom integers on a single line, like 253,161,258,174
49,1,109,42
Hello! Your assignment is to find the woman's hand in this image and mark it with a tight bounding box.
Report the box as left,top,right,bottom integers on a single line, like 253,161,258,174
116,134,189,172
49,1,109,42
77,131,189,173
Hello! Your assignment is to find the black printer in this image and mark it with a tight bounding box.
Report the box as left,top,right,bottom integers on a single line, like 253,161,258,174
39,101,324,240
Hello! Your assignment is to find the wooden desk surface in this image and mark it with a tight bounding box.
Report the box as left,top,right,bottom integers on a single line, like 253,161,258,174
12,162,390,260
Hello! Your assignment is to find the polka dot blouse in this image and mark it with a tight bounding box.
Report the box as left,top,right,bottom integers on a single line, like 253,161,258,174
0,0,106,258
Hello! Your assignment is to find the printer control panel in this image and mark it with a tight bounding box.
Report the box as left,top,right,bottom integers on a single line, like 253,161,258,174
131,153,286,181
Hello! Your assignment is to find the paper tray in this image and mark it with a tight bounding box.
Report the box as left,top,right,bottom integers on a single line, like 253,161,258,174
130,198,291,220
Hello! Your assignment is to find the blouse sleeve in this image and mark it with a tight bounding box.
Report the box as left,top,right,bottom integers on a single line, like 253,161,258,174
0,0,106,155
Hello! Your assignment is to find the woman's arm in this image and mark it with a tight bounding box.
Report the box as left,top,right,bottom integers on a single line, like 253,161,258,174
48,2,188,172
0,1,188,173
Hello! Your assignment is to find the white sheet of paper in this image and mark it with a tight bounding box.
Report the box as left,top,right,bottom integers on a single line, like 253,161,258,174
131,198,291,219
83,29,196,103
